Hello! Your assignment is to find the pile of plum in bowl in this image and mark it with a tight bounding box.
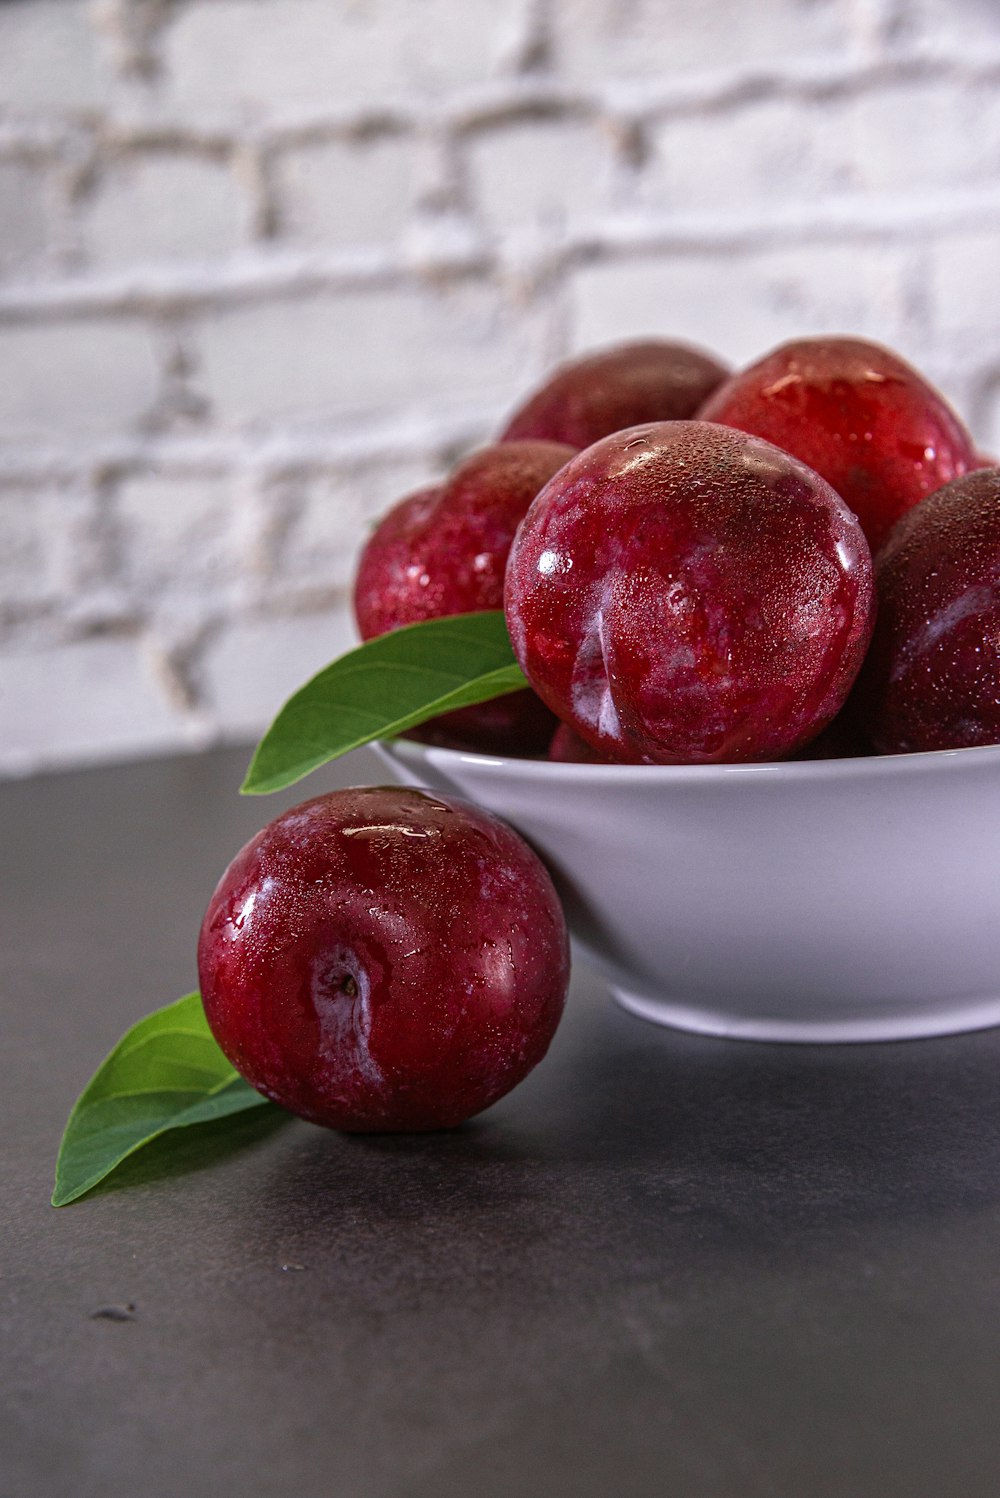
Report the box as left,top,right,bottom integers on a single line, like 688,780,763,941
352,335,1000,1046
197,333,1000,1157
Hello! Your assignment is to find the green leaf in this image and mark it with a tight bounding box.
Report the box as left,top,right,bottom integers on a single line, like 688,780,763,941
241,610,528,795
52,992,275,1206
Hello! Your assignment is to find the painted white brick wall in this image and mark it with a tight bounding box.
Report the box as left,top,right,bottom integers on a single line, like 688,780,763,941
79,150,250,267
160,0,537,115
0,161,50,272
568,244,911,370
2,0,1000,776
0,1,111,112
0,319,160,439
275,136,421,249
548,0,865,85
194,283,548,428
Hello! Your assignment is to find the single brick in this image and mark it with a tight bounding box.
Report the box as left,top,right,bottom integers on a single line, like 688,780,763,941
79,153,248,268
0,319,159,441
569,244,908,366
276,136,418,249
114,471,239,601
642,100,853,216
195,285,545,428
467,119,612,236
844,81,1000,195
0,162,50,277
198,608,356,738
0,0,111,113
550,0,858,86
162,0,533,116
0,637,184,775
0,485,94,607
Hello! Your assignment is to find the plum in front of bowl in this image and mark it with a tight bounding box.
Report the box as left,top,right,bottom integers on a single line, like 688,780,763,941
354,440,573,754
853,468,1000,753
501,340,729,450
505,420,875,764
699,336,977,552
198,787,570,1132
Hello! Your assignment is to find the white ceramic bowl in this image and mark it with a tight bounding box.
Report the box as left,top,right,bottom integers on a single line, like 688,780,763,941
375,738,1000,1044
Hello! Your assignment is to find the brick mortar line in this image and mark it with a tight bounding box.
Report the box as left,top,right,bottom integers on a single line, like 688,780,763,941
3,48,1000,159
0,410,496,485
577,191,1000,254
0,245,505,323
4,188,1000,324
607,50,1000,122
0,586,355,639
0,592,358,706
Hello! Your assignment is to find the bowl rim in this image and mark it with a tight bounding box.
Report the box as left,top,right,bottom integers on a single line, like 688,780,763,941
377,736,1000,785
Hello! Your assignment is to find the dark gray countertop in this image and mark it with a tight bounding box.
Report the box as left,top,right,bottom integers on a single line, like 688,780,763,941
4,744,1000,1497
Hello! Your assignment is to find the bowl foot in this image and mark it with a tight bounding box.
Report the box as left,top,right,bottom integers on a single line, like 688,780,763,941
609,984,1000,1045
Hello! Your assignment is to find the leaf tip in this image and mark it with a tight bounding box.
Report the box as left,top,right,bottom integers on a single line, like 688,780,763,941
51,1176,84,1208
240,770,276,796
239,752,262,795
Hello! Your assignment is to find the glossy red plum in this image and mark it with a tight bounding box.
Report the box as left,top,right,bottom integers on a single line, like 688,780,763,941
505,421,875,764
501,340,729,450
700,337,976,552
198,787,570,1132
353,440,568,749
353,442,573,754
853,470,1000,753
355,444,574,633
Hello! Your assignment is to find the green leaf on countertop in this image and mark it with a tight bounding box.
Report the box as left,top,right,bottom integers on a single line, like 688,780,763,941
52,992,277,1206
241,610,528,795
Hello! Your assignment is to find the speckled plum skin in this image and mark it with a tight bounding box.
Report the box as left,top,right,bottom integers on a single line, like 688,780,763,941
198,787,570,1132
501,340,729,450
853,469,1000,753
354,441,573,754
700,337,976,552
505,421,875,764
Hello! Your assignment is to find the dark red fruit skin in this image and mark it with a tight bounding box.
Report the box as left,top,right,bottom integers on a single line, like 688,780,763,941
198,787,570,1132
699,337,977,553
548,723,631,763
353,442,573,755
402,693,556,756
505,421,875,765
852,469,1000,753
792,714,872,760
501,340,729,450
548,723,607,763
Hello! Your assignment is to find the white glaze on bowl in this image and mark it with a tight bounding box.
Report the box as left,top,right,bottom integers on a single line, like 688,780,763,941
374,739,1000,1044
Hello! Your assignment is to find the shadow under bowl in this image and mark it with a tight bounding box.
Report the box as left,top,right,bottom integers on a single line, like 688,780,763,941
374,738,1000,1045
